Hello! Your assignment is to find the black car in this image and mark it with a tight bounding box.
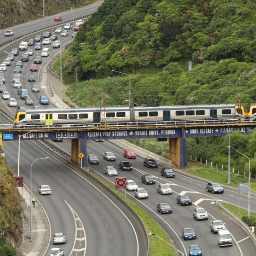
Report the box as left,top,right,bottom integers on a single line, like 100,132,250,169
21,54,29,62
157,203,172,214
0,85,7,92
28,75,35,82
160,168,175,178
177,195,192,206
43,32,51,38
182,228,197,240
119,161,132,171
35,35,42,41
16,61,23,68
88,154,99,164
17,105,27,111
141,174,155,185
143,158,158,168
11,48,19,56
34,56,42,64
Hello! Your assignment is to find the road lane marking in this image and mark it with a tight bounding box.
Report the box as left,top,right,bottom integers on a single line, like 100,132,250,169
237,236,250,243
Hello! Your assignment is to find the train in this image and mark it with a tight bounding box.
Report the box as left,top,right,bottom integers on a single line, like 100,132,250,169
14,103,248,126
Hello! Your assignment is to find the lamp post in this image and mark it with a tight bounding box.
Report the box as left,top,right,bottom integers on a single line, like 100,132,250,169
227,123,231,184
148,233,184,256
111,70,131,107
230,146,251,219
60,47,62,100
30,157,49,241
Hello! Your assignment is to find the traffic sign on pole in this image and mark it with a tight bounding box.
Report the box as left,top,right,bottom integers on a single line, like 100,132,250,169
79,153,84,159
14,177,23,187
115,177,126,188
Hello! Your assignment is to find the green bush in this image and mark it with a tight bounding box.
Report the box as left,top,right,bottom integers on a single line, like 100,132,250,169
242,216,256,227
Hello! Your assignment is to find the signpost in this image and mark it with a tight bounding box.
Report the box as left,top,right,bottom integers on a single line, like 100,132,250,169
115,177,127,197
79,153,84,168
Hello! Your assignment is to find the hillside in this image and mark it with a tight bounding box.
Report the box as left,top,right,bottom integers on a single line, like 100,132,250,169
0,0,95,29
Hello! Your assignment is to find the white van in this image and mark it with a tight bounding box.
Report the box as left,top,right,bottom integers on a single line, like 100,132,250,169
19,42,28,51
41,48,49,57
217,230,232,247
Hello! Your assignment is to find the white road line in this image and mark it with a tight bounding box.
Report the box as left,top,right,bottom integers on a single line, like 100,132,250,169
237,236,250,243
179,191,201,195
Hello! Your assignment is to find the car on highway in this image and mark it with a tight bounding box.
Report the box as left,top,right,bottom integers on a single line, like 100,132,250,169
126,180,138,191
13,73,21,80
3,59,11,66
30,64,38,72
0,76,5,83
61,30,69,36
119,160,132,171
135,188,148,199
39,95,49,105
26,49,34,56
157,203,172,214
54,16,62,21
17,105,27,111
141,174,155,185
5,30,14,36
124,149,136,159
2,91,10,100
206,182,224,194
188,244,202,256
35,35,42,42
21,54,29,62
11,48,19,56
42,38,51,45
143,158,158,168
14,66,22,73
14,81,22,88
50,34,58,41
88,153,99,164
104,166,118,176
25,96,34,105
8,98,17,107
74,24,81,31
7,54,14,61
0,85,6,92
43,31,51,38
177,194,192,206
28,74,36,82
64,23,71,29
20,89,29,99
0,64,7,71
55,27,62,33
53,40,61,48
34,56,42,64
160,168,175,178
103,152,116,161
210,220,226,233
157,184,172,195
33,106,41,110
41,48,49,57
16,61,23,68
49,248,64,256
28,39,35,46
182,228,197,240
32,84,40,92
193,207,208,220
217,230,232,247
38,185,52,195
53,232,66,244
35,42,42,50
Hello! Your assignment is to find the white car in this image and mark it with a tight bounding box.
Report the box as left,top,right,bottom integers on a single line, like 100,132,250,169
53,232,66,244
49,248,64,256
0,64,7,71
14,81,22,88
64,23,71,29
193,207,209,220
42,38,51,45
38,185,52,195
53,40,60,48
26,49,34,56
126,180,138,191
135,188,148,199
104,166,118,176
8,98,17,107
55,27,62,33
3,59,11,66
61,30,69,37
157,184,172,195
2,91,10,100
5,30,14,36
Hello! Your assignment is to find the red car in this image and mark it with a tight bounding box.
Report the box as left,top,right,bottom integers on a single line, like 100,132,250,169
0,76,5,83
50,34,58,41
74,24,81,31
124,149,136,159
28,39,35,46
54,16,62,21
30,64,37,72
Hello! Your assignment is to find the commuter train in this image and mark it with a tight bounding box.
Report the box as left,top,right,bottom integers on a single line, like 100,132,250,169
14,104,245,126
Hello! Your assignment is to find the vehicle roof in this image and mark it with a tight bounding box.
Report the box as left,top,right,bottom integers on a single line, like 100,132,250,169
218,230,230,235
127,180,135,183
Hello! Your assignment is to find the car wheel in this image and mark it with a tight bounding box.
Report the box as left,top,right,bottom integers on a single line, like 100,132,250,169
221,191,224,194
206,187,209,192
165,174,167,178
212,190,214,194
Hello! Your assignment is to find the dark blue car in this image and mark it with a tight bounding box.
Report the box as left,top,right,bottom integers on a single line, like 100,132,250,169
160,168,175,178
39,95,49,105
182,228,196,240
189,244,202,256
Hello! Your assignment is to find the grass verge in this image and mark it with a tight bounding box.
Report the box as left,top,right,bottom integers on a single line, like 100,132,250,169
90,173,175,256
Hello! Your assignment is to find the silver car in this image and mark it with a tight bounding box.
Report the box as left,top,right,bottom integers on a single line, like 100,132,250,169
135,188,148,199
14,81,22,88
61,30,69,36
55,27,62,33
7,54,14,61
104,166,118,176
2,91,10,100
32,84,40,92
26,49,34,56
3,59,11,66
8,98,17,107
49,248,64,256
25,96,34,105
53,232,66,244
103,152,116,161
157,184,172,195
64,23,71,29
126,180,138,191
210,220,226,233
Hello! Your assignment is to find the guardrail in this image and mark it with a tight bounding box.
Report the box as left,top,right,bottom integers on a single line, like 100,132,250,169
215,200,256,247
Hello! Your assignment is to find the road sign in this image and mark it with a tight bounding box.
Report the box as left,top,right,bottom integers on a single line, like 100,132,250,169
79,153,84,159
238,183,249,194
14,177,23,187
3,134,13,140
115,177,126,188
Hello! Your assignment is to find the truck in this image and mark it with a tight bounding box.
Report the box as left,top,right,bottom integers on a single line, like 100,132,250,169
19,42,28,51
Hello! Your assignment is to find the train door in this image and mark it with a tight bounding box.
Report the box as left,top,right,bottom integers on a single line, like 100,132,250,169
163,110,170,121
93,112,100,123
210,109,217,119
45,113,53,125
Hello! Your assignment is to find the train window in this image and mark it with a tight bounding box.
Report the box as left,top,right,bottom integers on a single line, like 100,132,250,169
117,112,125,117
69,114,77,119
252,108,256,114
196,110,205,115
222,109,231,114
79,113,88,118
19,114,25,121
106,112,115,117
31,114,40,120
149,112,158,116
176,111,184,116
186,110,195,115
58,114,67,119
139,112,148,117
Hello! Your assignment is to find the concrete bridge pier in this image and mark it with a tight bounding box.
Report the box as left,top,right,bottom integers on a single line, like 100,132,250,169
71,138,88,168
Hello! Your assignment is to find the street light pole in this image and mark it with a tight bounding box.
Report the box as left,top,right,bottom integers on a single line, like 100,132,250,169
43,0,45,17
228,123,230,183
60,48,62,100
30,157,49,242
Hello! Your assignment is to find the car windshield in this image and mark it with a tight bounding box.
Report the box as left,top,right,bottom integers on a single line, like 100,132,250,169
190,245,200,250
128,181,136,186
219,234,231,239
148,158,156,162
180,195,189,199
55,234,64,238
161,203,170,208
184,228,194,234
42,185,50,189
3,91,9,95
122,162,130,166
10,99,16,102
106,152,114,156
138,189,146,193
213,221,223,226
196,208,206,213
90,155,97,159
161,184,170,189
127,151,135,154
50,249,59,253
107,167,115,171
145,175,153,179
212,183,221,187
41,96,47,100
